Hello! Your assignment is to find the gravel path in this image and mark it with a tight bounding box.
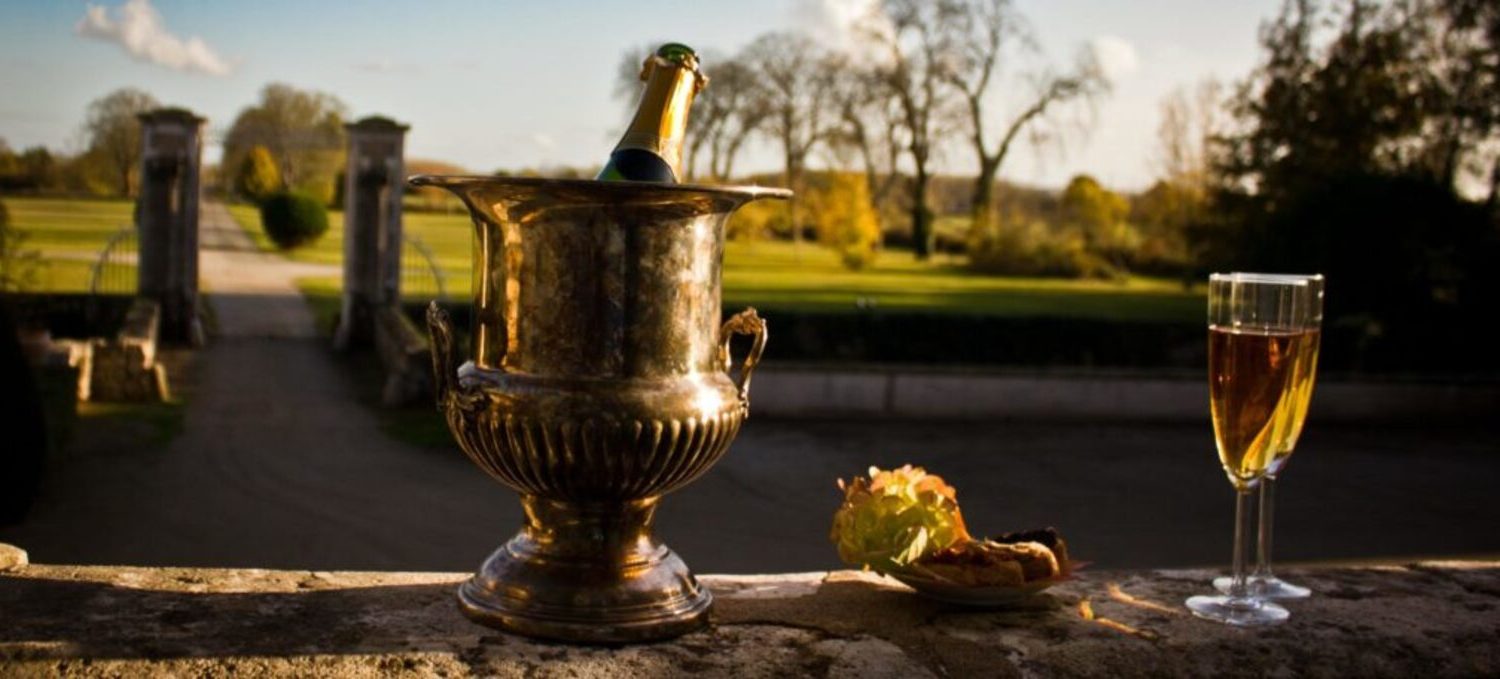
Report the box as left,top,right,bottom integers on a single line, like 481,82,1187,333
6,203,518,570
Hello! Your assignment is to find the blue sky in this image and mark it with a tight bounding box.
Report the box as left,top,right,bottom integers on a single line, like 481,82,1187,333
0,0,1281,190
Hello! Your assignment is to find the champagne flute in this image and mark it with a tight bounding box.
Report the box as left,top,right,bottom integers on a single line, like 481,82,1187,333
1216,275,1323,600
1186,273,1320,626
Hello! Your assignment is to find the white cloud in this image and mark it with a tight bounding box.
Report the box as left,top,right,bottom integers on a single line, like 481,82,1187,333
76,0,233,77
531,133,556,151
1090,35,1139,81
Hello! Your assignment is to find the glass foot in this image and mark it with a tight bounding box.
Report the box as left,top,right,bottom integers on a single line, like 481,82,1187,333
1213,575,1312,599
1185,594,1289,626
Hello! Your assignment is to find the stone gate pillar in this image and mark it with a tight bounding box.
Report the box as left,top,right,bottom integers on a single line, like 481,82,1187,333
334,116,409,350
136,107,205,345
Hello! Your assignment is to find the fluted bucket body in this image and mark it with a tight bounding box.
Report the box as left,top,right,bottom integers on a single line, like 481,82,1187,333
414,175,787,643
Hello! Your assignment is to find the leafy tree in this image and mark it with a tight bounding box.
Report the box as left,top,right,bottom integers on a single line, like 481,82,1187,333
1130,179,1198,274
0,143,59,192
1210,0,1500,371
1217,1,1426,203
0,141,22,190
18,147,57,191
223,84,346,204
1413,0,1500,200
1060,174,1136,272
234,145,282,203
81,87,158,196
805,172,883,269
1248,172,1499,369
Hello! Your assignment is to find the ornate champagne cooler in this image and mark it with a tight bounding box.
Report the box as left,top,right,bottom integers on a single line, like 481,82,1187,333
414,175,789,643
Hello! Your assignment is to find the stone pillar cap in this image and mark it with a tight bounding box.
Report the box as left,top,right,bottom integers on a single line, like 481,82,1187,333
137,107,205,125
346,115,410,133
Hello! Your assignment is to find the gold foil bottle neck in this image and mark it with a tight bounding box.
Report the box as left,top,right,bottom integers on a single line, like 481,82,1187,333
613,50,705,180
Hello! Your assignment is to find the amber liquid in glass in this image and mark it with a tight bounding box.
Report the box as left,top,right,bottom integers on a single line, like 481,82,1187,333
1265,329,1320,475
1209,326,1317,488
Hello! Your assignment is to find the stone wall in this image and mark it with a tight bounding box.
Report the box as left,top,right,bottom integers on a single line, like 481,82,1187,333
1,546,1495,677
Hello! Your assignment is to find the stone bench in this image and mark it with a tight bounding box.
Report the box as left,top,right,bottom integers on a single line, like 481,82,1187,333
1,545,1494,677
374,305,432,407
45,296,170,403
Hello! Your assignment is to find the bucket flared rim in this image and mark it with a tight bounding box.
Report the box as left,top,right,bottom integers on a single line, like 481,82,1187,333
407,174,792,202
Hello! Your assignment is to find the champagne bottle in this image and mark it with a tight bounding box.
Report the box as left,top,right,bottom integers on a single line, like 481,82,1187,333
597,43,707,182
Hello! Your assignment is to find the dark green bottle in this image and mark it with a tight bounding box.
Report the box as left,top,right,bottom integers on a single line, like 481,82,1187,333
597,43,707,182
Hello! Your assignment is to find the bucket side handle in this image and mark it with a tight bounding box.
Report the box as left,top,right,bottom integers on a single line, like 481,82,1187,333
719,307,767,406
426,301,458,408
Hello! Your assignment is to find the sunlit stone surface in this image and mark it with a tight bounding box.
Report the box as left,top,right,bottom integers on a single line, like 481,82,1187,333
1,548,1495,677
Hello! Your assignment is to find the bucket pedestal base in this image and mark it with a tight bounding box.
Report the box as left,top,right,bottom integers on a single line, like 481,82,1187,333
457,496,712,644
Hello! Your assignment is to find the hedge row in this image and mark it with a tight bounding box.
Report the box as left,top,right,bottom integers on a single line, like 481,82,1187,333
404,303,1499,377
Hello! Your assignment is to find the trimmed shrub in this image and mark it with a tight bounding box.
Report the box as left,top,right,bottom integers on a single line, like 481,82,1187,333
968,218,1121,280
727,198,789,242
259,191,329,250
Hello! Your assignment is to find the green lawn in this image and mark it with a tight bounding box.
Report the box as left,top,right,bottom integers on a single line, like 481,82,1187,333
721,240,1200,321
2,196,137,292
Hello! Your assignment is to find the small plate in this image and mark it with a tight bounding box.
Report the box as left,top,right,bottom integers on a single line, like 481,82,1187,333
891,572,1062,607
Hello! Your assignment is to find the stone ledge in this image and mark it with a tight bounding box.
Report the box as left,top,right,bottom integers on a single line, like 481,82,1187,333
0,555,1495,677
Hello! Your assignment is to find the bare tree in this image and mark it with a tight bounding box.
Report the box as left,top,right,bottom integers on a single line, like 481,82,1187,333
692,60,771,181
742,32,840,249
942,0,1110,242
613,42,663,115
824,55,906,227
862,0,960,259
1154,79,1224,191
82,87,159,197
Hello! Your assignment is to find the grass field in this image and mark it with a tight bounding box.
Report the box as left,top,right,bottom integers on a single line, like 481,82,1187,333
258,204,1203,322
720,241,1200,320
2,196,136,292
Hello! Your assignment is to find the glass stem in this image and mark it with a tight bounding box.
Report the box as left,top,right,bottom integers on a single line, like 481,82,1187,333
1229,487,1254,601
1255,476,1276,579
